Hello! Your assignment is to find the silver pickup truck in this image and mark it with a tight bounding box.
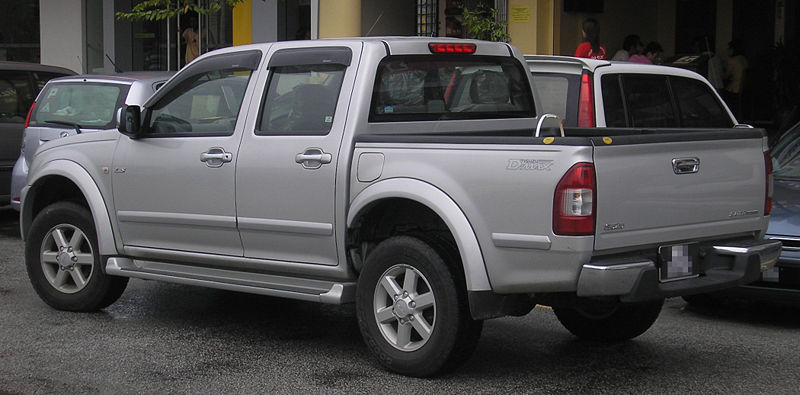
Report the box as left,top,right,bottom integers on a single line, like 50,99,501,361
20,38,780,377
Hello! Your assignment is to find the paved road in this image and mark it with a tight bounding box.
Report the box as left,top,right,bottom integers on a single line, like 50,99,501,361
1,207,799,393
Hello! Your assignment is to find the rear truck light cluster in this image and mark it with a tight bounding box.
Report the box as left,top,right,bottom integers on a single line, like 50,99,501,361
428,43,477,54
577,72,595,128
765,151,773,215
553,162,596,236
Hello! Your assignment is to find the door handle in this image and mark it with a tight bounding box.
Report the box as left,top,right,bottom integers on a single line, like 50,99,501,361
295,148,332,169
672,158,700,174
201,147,233,168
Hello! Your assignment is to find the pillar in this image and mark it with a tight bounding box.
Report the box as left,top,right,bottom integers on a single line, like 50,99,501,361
319,0,362,38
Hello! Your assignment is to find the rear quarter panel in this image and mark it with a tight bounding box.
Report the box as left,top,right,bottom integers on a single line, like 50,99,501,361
351,138,595,293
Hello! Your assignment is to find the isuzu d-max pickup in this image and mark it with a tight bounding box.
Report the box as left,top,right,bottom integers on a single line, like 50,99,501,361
20,38,780,377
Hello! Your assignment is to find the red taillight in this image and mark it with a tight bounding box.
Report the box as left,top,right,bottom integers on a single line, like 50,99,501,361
554,162,596,236
24,101,35,128
577,72,595,128
428,43,477,54
765,151,773,215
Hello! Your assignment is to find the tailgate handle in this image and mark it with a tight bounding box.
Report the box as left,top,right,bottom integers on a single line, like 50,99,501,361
672,158,700,174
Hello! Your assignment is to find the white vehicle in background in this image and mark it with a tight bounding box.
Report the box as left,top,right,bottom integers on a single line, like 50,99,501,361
525,55,739,129
10,72,174,210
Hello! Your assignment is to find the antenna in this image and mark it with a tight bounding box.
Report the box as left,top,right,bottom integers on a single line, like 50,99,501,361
106,53,123,73
366,12,384,36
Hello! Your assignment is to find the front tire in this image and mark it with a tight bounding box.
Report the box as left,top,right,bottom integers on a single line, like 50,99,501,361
553,298,664,341
356,236,482,377
26,202,128,311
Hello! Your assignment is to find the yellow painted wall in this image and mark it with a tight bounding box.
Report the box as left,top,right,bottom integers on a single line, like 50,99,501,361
233,0,253,46
508,0,538,54
319,0,362,38
508,0,555,55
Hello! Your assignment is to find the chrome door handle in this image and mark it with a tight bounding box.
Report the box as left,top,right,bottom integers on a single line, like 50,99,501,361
672,158,700,174
201,147,233,168
295,148,332,169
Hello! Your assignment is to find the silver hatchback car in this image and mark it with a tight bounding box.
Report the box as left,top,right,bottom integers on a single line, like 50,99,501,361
10,72,174,210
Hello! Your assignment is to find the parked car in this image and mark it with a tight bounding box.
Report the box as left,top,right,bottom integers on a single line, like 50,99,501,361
0,62,75,205
9,72,173,210
525,55,738,128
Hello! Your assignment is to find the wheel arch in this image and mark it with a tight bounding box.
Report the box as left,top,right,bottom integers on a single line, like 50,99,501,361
347,178,491,292
21,160,118,256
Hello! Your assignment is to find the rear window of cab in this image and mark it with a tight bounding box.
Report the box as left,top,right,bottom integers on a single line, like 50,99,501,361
370,55,535,122
31,82,130,129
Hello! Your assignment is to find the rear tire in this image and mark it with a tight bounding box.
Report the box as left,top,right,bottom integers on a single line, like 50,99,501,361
356,235,482,377
553,298,664,341
25,202,128,311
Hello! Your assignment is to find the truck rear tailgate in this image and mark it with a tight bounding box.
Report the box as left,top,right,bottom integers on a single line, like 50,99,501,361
592,131,767,251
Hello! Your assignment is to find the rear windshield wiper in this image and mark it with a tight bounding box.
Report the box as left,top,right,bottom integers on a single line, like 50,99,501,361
41,120,82,134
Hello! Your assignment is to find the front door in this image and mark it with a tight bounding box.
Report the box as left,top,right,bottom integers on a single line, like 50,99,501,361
112,50,262,256
235,44,360,265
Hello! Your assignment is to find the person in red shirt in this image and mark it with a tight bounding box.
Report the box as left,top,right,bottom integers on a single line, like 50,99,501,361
574,18,606,60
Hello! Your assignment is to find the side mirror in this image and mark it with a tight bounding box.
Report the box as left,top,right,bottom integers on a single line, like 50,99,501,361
119,105,144,138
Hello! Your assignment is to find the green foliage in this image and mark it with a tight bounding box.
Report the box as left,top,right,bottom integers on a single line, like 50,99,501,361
462,5,510,43
116,0,245,21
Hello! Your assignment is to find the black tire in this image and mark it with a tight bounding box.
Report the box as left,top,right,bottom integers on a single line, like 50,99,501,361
553,298,664,342
356,235,482,377
25,202,128,312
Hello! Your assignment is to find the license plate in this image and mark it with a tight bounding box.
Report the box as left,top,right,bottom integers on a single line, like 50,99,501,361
658,244,699,282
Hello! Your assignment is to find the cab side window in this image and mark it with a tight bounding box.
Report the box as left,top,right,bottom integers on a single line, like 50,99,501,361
257,63,346,136
149,69,252,136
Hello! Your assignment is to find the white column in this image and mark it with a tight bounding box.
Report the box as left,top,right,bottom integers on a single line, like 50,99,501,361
40,0,86,73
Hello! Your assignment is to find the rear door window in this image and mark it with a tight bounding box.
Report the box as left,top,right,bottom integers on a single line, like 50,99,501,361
32,83,129,129
670,76,732,128
258,64,346,136
370,55,535,122
0,71,34,123
532,73,579,126
621,74,676,128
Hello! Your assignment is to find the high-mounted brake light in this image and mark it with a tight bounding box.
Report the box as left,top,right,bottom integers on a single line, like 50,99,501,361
765,151,773,216
24,101,35,128
577,72,595,128
428,43,477,54
553,162,596,236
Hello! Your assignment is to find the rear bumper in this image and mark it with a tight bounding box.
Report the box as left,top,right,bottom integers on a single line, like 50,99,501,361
577,239,782,302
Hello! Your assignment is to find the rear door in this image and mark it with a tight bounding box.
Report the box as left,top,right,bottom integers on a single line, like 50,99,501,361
235,43,360,266
592,130,767,251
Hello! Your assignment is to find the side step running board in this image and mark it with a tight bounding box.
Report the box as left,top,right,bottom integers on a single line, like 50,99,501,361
106,257,356,304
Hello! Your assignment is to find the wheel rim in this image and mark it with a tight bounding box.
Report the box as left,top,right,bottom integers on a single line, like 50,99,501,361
373,264,436,352
40,223,95,294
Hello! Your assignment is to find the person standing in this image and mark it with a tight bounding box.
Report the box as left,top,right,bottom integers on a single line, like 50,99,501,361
574,18,606,60
723,39,748,118
182,25,200,66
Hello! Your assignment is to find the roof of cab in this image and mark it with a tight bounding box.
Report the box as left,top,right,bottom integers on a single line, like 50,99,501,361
196,37,516,60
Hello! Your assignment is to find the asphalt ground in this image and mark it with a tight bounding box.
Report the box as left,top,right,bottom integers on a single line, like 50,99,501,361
1,207,799,393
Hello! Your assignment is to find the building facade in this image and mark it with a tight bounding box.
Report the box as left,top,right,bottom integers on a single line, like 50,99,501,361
0,0,793,126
